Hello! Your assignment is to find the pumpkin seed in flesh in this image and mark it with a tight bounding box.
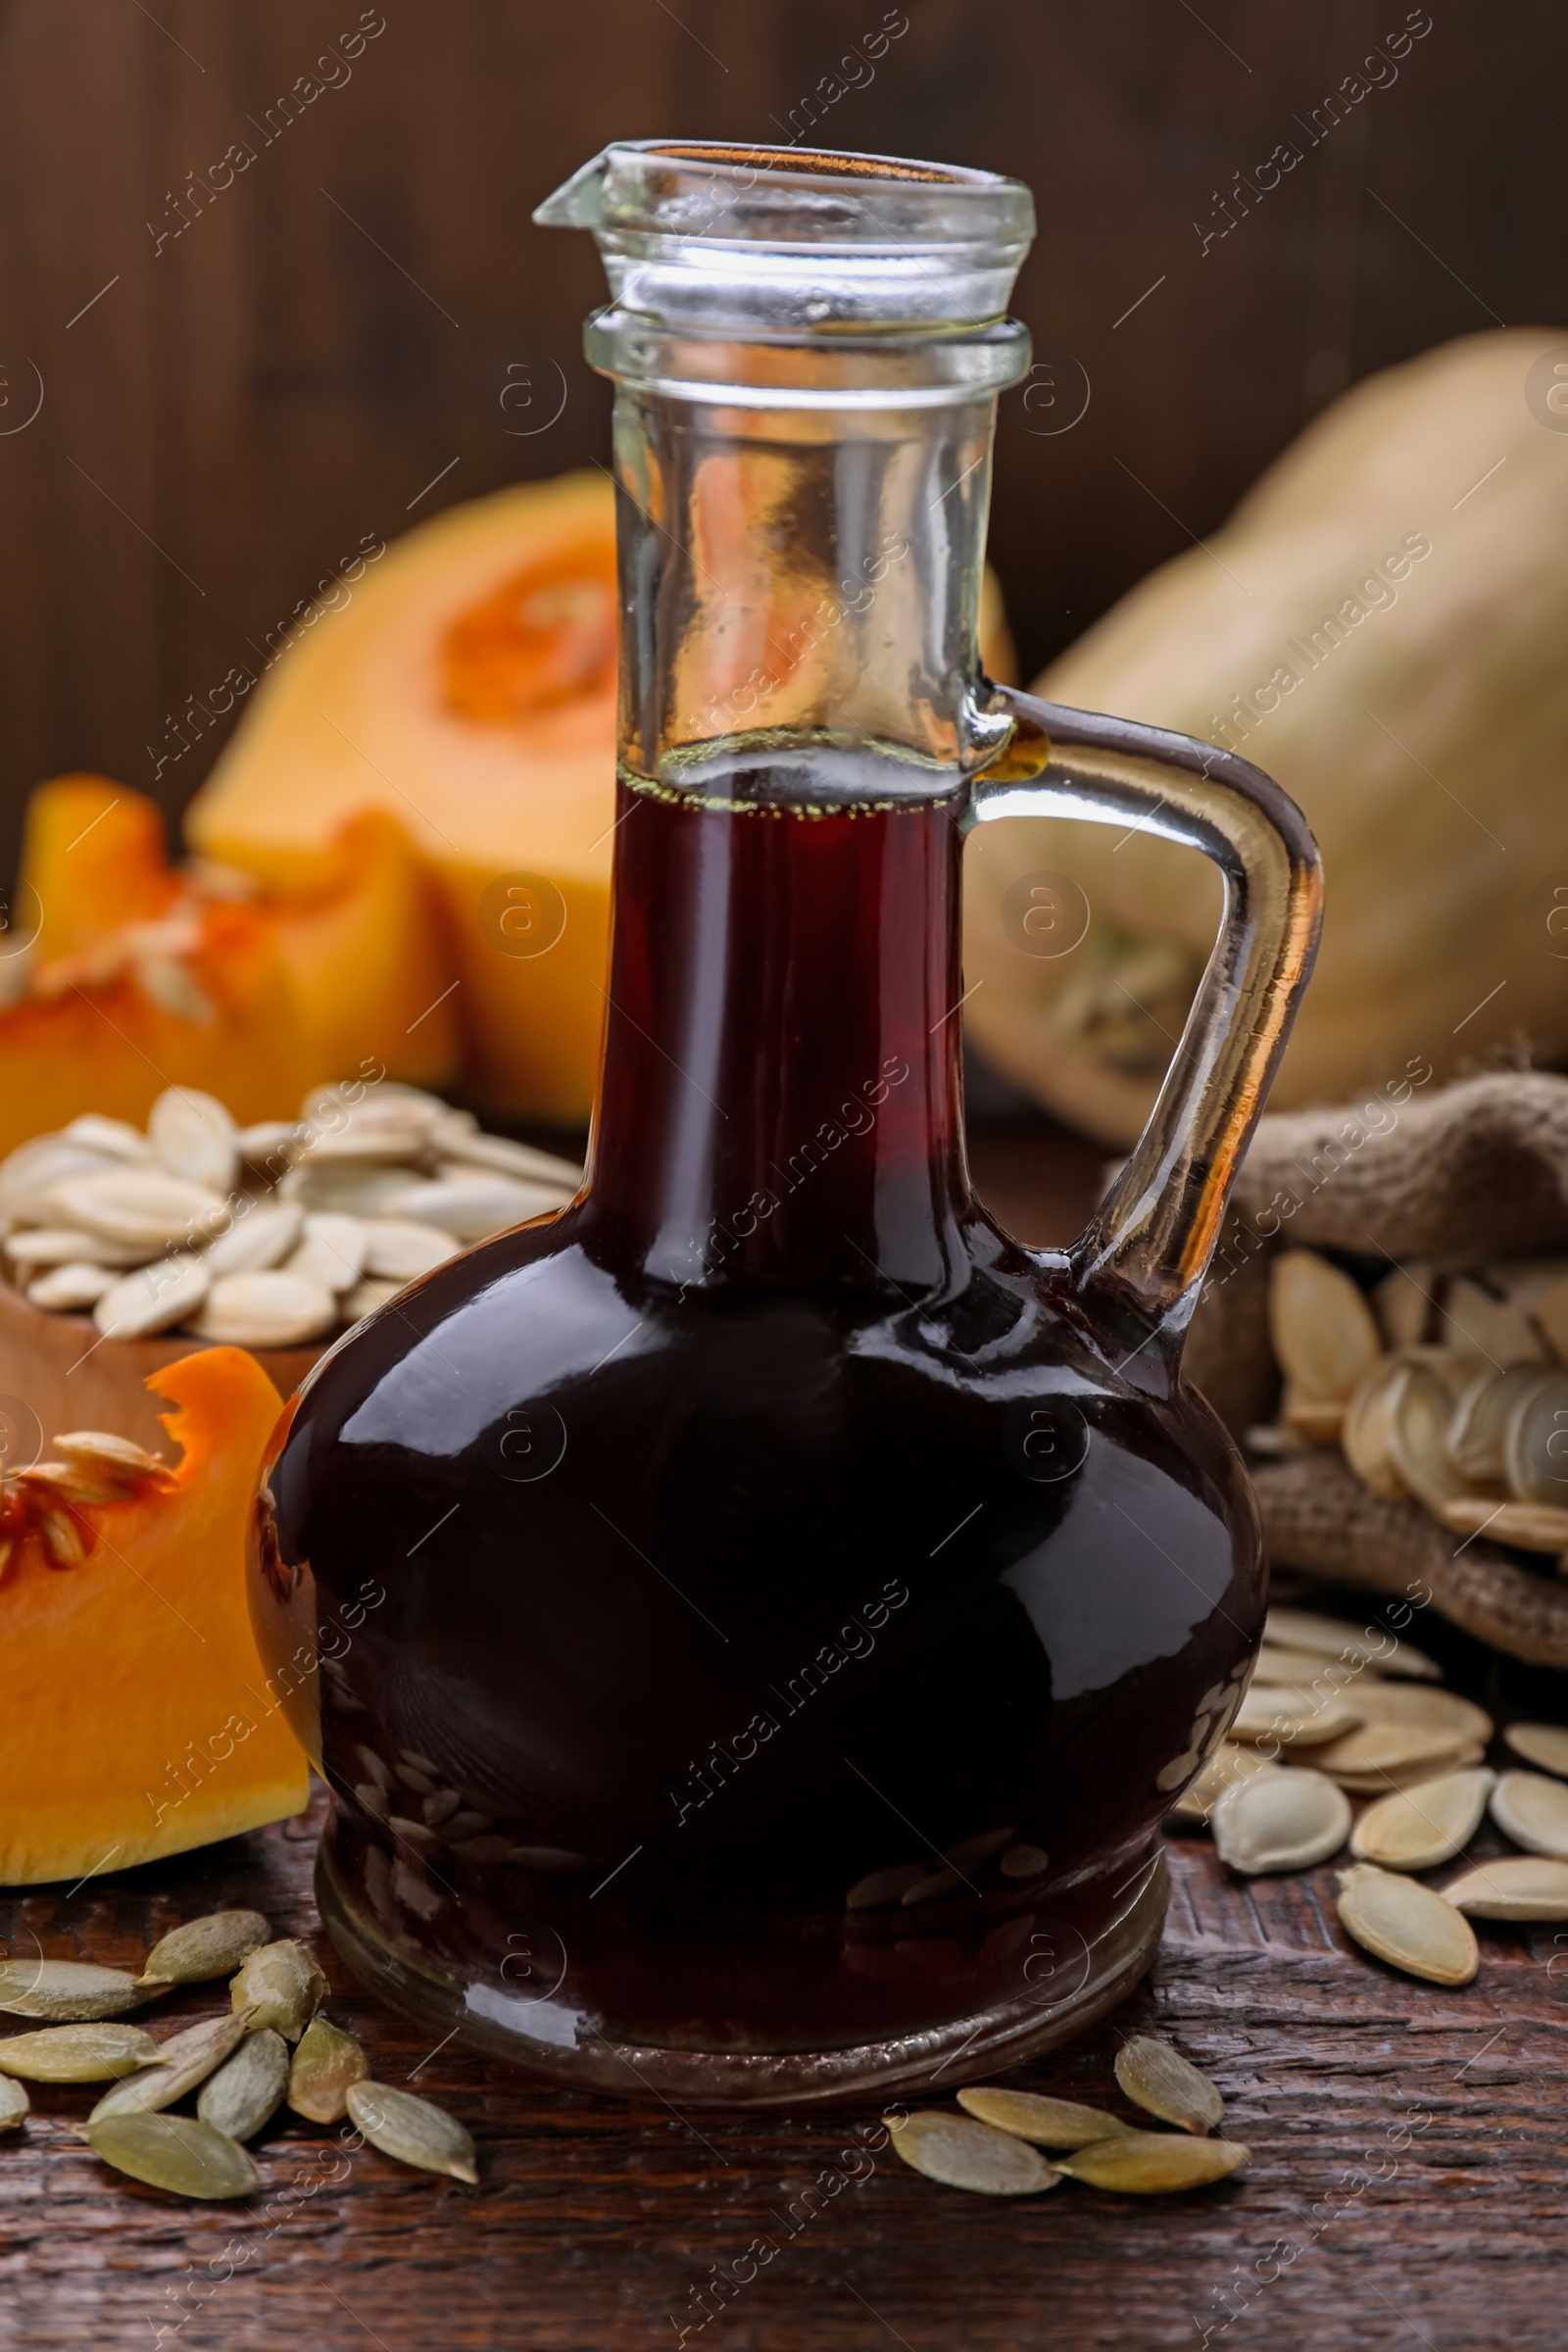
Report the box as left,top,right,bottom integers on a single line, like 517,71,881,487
1503,1723,1568,1779
0,1959,149,2021
0,2022,158,2081
87,2112,259,2201
1052,2132,1250,2193
1268,1250,1382,1402
956,2086,1135,2148
197,2028,290,2141
191,1269,337,1348
288,2015,369,2122
1349,1769,1495,1871
139,1911,272,1986
1212,1768,1350,1875
230,1940,326,2040
1114,2037,1223,2134
346,2081,478,2184
88,2009,253,2121
1230,1687,1360,1747
0,2079,25,2130
52,1431,171,1484
1503,1373,1568,1506
1490,1771,1568,1859
1442,1856,1568,1919
1167,1743,1283,1827
885,2109,1054,2194
1264,1605,1440,1681
1446,1366,1551,1486
1335,1864,1479,1984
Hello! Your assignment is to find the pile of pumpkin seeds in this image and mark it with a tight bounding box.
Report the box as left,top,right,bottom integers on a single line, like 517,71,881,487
1172,1602,1568,1984
890,2037,1247,2198
0,1909,475,2198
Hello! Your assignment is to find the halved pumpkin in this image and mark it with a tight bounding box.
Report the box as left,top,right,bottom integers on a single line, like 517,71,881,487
0,1348,310,1886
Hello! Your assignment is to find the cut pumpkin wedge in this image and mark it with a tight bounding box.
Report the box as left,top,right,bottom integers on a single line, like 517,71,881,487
0,1348,310,1886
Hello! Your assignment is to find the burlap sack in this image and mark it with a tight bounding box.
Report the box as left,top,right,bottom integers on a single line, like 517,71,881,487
1186,1070,1568,1664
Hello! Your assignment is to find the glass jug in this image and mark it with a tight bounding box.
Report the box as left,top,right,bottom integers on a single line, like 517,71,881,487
250,141,1321,2107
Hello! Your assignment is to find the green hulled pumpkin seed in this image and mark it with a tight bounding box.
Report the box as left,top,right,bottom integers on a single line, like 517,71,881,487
345,2081,477,2184
1053,2131,1250,2192
0,1959,148,2021
86,2111,259,2200
886,2109,1054,2194
88,2008,252,2123
138,1910,271,1986
956,2085,1134,2148
0,2022,159,2082
1113,2037,1223,2134
288,2014,369,2123
0,2079,27,2130
229,1939,326,2040
197,2029,290,2141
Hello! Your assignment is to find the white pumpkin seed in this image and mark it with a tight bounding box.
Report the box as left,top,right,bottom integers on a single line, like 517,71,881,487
284,1212,367,1294
1532,1269,1568,1361
1388,1361,1479,1514
0,2022,159,2081
1490,1771,1568,1858
1324,1741,1488,1795
1264,1605,1434,1672
7,1227,149,1267
1212,1767,1350,1874
1442,1496,1568,1550
956,2086,1134,2147
27,1261,117,1309
998,1841,1050,1879
346,2081,478,2184
147,1087,238,1195
1052,2132,1250,2192
1438,1275,1546,1367
53,1431,171,1484
361,1218,460,1281
1349,1768,1495,1871
60,1113,150,1162
1229,1686,1360,1747
204,1200,304,1277
0,1959,149,2020
1113,2037,1223,2134
1372,1264,1433,1348
88,2009,253,2120
197,2028,290,2141
886,2109,1054,2194
230,1939,326,2040
1503,1373,1568,1505
1503,1723,1568,1779
1442,1855,1568,1919
0,1135,122,1223
1253,1643,1364,1690
236,1120,309,1171
431,1117,581,1188
1446,1365,1552,1485
1268,1250,1382,1402
1167,1743,1283,1827
281,1159,415,1218
50,1167,226,1249
287,2014,369,2122
0,2078,26,2130
382,1174,559,1243
342,1276,406,1321
139,1910,271,1986
190,1269,338,1348
1335,1863,1479,1984
846,1864,927,1909
93,1252,209,1339
87,2111,259,2200
1348,1683,1494,1745
1308,1723,1470,1783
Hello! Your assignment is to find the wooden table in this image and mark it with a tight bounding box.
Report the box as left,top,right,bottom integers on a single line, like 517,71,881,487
6,1131,1565,2350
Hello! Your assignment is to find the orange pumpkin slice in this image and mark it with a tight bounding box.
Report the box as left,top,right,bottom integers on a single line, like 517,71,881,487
0,1348,310,1886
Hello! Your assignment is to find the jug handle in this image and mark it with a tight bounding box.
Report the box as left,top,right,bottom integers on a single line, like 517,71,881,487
965,683,1323,1349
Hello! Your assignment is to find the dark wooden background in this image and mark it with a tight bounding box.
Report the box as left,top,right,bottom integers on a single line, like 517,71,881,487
0,0,1564,887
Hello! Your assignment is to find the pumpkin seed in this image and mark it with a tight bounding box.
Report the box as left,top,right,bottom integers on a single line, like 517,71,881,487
52,1431,171,1483
346,2081,478,2184
1348,1682,1493,1745
1349,1768,1495,1871
846,1864,926,1910
1439,1275,1546,1368
956,2085,1135,2147
360,1218,460,1281
1342,1360,1412,1499
86,2111,259,2200
197,2028,290,2141
284,1212,368,1295
0,2022,159,2081
1280,1392,1345,1444
1370,1262,1433,1350
0,2079,26,2130
1167,1743,1283,1827
1263,1605,1441,1681
999,1842,1050,1880
190,1269,338,1348
50,1167,226,1250
0,1959,149,2021
1490,1771,1568,1858
1389,1361,1478,1514
1335,1863,1479,1984
1503,1372,1568,1505
1324,1740,1488,1795
1308,1722,1470,1783
1446,1365,1552,1486
7,1226,149,1268
139,1910,271,1986
1052,2131,1250,2192
1532,1270,1568,1360
342,1277,405,1322
94,1252,209,1340
383,1174,560,1243
1113,2037,1223,2134
885,2109,1054,2194
1442,1855,1568,1919
1503,1723,1568,1779
1230,1686,1360,1747
1442,1496,1568,1550
61,1113,151,1162
89,2009,253,2120
288,2014,369,2122
1212,1767,1350,1875
1254,1643,1363,1690
204,1200,304,1277
0,1135,122,1223
147,1087,238,1196
26,1261,117,1310
230,1940,327,2040
431,1117,581,1187
1268,1250,1382,1402
281,1159,414,1218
